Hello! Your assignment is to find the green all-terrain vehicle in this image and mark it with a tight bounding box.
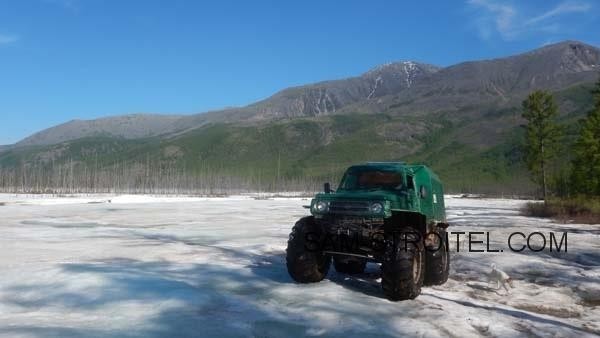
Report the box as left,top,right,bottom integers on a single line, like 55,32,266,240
286,162,449,301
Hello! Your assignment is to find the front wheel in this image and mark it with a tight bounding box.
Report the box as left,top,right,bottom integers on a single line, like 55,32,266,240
381,228,425,301
286,216,331,283
424,230,450,285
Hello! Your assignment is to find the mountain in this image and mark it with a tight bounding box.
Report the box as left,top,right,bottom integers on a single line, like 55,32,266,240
385,40,600,113
14,41,599,147
16,114,185,147
14,61,441,147
241,62,441,120
1,40,599,194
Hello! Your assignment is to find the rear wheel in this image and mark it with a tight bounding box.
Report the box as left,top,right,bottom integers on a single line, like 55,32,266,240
381,228,425,301
333,257,367,274
424,230,450,285
286,216,331,283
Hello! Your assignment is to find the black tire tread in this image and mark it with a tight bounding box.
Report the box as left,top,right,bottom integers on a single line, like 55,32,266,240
381,228,425,301
424,230,450,286
286,216,331,283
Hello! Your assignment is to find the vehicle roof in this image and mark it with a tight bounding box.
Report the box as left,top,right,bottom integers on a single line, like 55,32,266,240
346,162,441,182
346,162,405,172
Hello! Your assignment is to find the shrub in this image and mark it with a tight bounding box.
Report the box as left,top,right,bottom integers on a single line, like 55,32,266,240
522,197,600,224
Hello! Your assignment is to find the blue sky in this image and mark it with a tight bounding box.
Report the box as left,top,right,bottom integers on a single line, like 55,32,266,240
0,0,599,144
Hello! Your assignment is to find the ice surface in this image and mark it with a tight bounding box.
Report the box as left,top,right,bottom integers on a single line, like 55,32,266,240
0,194,598,337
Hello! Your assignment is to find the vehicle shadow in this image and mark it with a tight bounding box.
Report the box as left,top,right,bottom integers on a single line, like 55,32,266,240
246,248,388,299
326,262,386,299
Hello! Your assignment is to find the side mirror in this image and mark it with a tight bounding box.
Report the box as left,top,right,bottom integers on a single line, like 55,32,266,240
324,182,332,194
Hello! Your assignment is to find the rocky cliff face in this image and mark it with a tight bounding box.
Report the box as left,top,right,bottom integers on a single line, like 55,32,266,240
242,61,440,119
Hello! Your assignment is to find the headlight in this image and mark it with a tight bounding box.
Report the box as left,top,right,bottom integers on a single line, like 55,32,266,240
370,202,383,214
315,201,329,213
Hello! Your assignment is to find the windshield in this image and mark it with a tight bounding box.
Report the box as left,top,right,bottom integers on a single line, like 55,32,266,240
339,169,404,191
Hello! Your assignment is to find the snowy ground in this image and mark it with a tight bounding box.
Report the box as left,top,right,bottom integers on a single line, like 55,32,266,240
0,194,598,337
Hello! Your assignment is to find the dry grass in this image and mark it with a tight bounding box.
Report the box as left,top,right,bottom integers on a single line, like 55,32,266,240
522,197,600,224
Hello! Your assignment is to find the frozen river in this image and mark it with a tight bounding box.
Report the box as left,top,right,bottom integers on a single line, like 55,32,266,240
0,194,598,337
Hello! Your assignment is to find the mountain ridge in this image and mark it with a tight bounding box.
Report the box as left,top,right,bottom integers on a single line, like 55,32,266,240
11,40,599,148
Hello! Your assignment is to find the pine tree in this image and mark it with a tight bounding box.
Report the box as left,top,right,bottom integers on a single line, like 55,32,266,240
571,79,600,196
522,90,562,201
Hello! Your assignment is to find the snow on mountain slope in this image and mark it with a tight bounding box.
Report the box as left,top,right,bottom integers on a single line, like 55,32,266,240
0,195,598,337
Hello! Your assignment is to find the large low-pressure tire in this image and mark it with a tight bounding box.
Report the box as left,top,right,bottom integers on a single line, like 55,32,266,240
286,216,331,283
424,230,450,286
333,257,367,274
381,227,425,301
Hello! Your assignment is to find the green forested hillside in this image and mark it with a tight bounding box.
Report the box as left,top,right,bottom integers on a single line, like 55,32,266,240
0,82,593,195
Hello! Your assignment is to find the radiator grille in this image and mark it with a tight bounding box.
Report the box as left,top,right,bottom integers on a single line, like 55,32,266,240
329,200,371,214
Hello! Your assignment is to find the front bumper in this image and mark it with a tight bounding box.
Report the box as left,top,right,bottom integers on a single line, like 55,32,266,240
312,199,391,218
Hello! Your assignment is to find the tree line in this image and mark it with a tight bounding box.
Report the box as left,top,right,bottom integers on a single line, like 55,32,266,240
0,159,328,195
522,78,600,201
